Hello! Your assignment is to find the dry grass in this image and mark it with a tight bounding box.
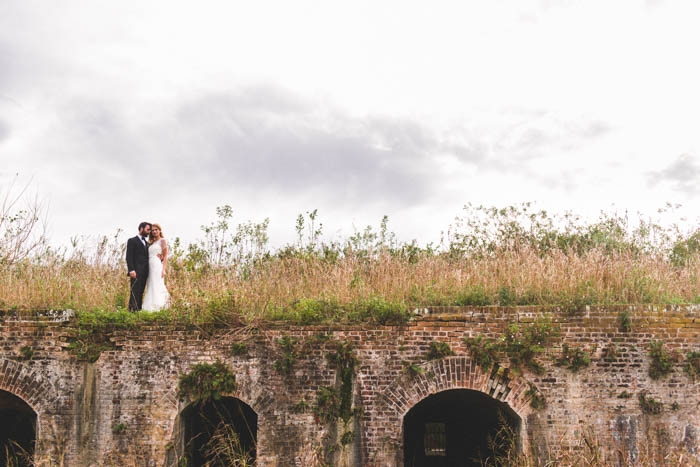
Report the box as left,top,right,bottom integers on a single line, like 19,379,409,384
2,242,700,323
3,204,700,322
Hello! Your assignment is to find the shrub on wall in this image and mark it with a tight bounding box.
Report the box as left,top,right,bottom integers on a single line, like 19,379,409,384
648,340,674,380
464,335,499,369
638,391,663,414
464,316,560,374
555,344,591,372
684,351,700,379
178,360,237,403
425,341,455,360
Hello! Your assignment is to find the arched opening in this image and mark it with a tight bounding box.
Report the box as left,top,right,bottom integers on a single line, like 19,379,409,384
403,389,520,467
0,390,36,467
180,397,257,466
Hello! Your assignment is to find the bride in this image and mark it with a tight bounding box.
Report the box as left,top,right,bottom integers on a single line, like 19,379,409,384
142,223,170,311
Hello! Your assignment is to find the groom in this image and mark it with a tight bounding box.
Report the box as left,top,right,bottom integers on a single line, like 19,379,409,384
126,222,151,311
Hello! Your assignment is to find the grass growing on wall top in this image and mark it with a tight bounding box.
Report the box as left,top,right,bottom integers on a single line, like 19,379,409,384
3,202,700,323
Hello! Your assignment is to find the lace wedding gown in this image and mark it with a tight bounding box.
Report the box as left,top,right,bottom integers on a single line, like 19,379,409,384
142,239,170,311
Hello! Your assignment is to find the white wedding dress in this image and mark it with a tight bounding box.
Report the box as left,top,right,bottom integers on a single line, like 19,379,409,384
142,239,170,311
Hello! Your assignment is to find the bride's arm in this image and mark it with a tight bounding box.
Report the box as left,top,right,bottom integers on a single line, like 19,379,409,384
160,238,168,278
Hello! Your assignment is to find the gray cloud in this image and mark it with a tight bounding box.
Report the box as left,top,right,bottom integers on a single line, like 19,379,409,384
168,92,439,205
34,85,616,221
38,87,453,208
447,112,612,180
647,154,700,194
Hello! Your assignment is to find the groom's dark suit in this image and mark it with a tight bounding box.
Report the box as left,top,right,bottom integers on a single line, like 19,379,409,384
126,235,149,311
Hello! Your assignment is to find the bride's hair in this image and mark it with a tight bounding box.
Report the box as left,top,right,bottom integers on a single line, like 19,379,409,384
149,223,164,243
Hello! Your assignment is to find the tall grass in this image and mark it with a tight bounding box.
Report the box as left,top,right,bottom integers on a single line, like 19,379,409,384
3,204,700,322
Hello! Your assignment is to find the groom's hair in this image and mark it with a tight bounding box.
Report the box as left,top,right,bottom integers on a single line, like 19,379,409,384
138,222,152,231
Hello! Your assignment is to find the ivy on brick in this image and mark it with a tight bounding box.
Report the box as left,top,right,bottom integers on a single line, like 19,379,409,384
325,341,358,423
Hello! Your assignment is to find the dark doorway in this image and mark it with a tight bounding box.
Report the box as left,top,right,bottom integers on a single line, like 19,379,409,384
0,390,36,467
181,397,257,466
403,389,520,467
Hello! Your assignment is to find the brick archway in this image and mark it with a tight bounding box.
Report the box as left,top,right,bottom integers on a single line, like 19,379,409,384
0,358,64,465
0,358,61,414
166,368,276,466
382,356,536,418
369,356,539,464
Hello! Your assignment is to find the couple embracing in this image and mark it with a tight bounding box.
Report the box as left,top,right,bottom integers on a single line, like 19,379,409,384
126,222,170,311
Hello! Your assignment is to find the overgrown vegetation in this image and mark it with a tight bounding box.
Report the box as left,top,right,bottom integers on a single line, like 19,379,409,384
525,384,546,410
684,350,700,379
177,360,237,403
638,391,663,414
18,345,33,361
555,344,591,372
325,341,358,423
201,421,254,467
464,317,560,375
65,309,171,362
464,335,499,369
273,336,299,375
425,341,455,360
402,361,425,378
618,310,632,332
5,199,700,323
647,340,675,380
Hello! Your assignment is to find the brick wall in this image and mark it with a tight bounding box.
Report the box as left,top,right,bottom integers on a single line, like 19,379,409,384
0,305,698,466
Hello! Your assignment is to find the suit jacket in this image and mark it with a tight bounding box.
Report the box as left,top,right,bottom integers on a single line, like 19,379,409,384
126,235,149,278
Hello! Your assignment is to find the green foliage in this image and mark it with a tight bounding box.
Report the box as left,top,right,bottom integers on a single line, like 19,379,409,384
289,298,340,324
314,386,341,424
501,317,560,374
669,230,700,266
555,344,591,372
18,345,33,361
454,286,492,306
402,361,425,378
617,391,632,399
177,360,236,403
112,423,127,434
448,203,647,259
497,286,517,306
464,335,499,369
273,336,299,375
638,391,663,414
618,310,632,332
684,351,700,378
348,297,410,325
230,342,248,356
65,309,188,362
464,316,559,374
648,340,674,379
526,384,546,410
293,400,310,413
267,296,408,325
425,341,455,360
326,341,358,423
340,430,355,446
186,205,270,271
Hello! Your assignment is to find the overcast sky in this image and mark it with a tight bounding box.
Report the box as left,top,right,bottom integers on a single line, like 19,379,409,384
2,0,700,249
